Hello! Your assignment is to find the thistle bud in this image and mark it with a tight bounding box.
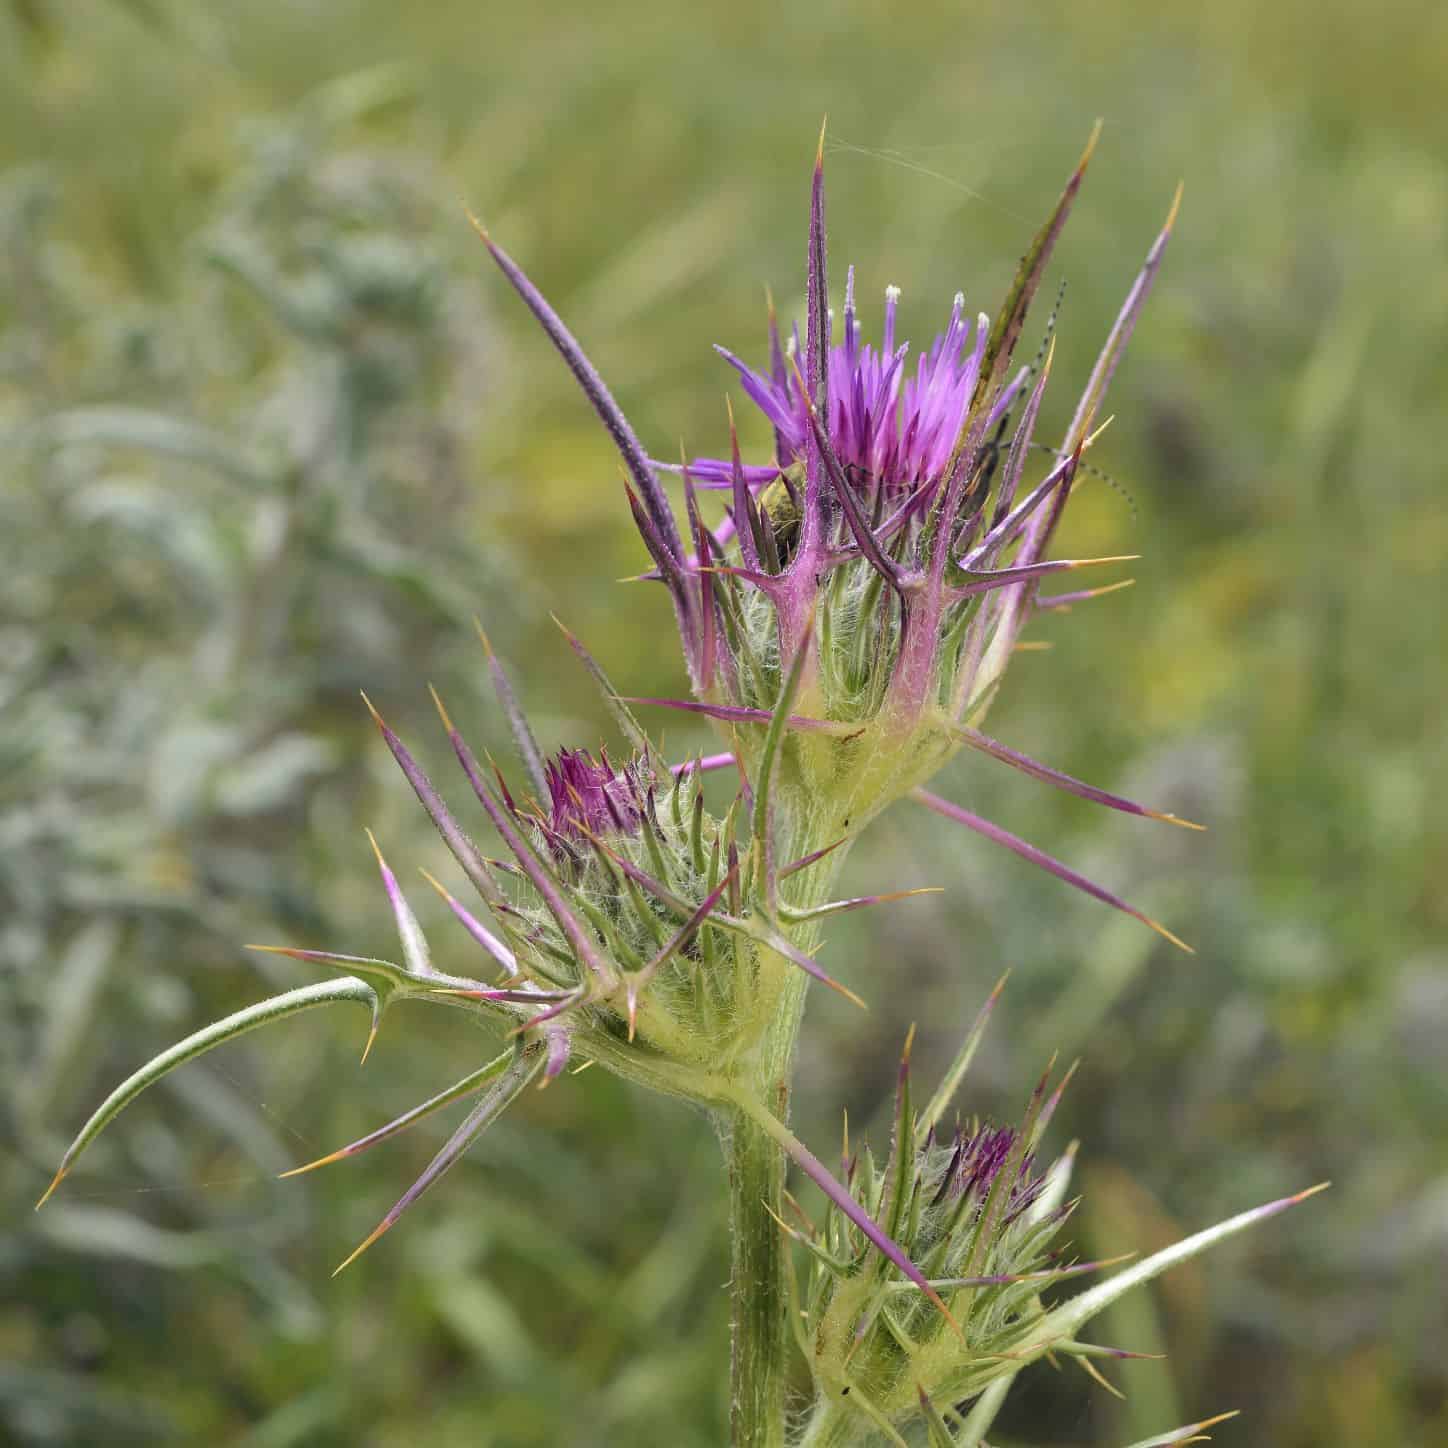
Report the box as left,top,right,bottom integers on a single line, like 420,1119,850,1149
788,1027,1078,1440
783,999,1328,1446
541,746,643,845
345,633,883,1080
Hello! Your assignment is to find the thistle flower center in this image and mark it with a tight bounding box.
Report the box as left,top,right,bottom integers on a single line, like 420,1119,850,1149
696,266,987,497
934,1122,1045,1225
541,747,644,846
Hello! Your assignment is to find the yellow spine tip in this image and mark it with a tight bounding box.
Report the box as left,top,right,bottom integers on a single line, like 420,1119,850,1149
1147,809,1208,832
1078,1353,1125,1399
1164,180,1184,232
935,1293,965,1342
1078,119,1104,172
760,1200,798,1238
463,205,490,243
1143,914,1195,954
417,867,451,903
278,1150,344,1179
34,1168,67,1211
428,684,456,735
815,115,828,167
1194,1411,1242,1433
472,616,494,657
331,1225,387,1277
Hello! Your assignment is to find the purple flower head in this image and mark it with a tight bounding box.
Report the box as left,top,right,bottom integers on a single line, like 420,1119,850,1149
933,1121,1046,1227
540,746,644,846
686,274,998,501
473,131,1176,730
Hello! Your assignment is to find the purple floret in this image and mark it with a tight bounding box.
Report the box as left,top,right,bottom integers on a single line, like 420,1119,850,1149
679,270,998,499
935,1122,1046,1225
542,747,644,844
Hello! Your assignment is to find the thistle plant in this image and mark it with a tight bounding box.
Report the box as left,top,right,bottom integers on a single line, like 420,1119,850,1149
38,125,1324,1446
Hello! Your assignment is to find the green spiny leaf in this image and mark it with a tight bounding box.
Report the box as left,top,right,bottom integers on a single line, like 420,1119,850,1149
1019,1184,1329,1357
37,978,377,1209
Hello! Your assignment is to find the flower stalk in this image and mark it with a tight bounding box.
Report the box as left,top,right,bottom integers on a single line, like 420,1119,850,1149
722,1101,793,1447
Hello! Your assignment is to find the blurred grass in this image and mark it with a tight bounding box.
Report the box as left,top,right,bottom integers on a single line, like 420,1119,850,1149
2,0,1445,1443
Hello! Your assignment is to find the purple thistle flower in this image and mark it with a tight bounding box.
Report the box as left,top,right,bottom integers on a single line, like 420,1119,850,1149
677,274,1014,501
474,128,1160,722
540,745,645,845
933,1121,1047,1226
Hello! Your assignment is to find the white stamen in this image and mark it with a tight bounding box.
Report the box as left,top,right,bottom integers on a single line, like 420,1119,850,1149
883,286,901,355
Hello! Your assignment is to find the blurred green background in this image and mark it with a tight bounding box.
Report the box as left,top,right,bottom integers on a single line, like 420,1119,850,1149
2,0,1444,1444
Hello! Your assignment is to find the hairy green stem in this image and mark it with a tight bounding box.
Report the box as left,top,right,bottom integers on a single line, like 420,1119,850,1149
721,1098,792,1448
720,956,812,1446
721,801,832,1443
709,769,860,1445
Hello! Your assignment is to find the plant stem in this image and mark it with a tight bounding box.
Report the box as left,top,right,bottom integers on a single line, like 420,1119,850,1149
721,1100,791,1448
721,963,812,1446
720,821,844,1445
